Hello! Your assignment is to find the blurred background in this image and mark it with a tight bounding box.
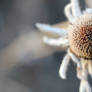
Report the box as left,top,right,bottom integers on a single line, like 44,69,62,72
0,0,91,92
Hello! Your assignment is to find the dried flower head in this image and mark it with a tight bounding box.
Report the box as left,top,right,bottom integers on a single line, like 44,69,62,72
36,0,92,92
69,14,92,59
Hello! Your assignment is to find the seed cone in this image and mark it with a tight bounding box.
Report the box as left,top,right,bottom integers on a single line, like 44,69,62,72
68,14,92,59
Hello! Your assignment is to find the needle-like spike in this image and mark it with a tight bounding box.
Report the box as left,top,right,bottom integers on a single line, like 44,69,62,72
59,53,70,79
36,23,68,37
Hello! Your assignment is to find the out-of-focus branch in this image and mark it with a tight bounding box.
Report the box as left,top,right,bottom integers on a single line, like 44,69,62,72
85,0,92,8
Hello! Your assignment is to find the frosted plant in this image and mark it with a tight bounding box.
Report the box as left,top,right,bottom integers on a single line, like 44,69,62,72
36,0,92,92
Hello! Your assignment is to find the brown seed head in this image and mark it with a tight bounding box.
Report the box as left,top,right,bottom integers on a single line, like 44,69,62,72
68,14,92,59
